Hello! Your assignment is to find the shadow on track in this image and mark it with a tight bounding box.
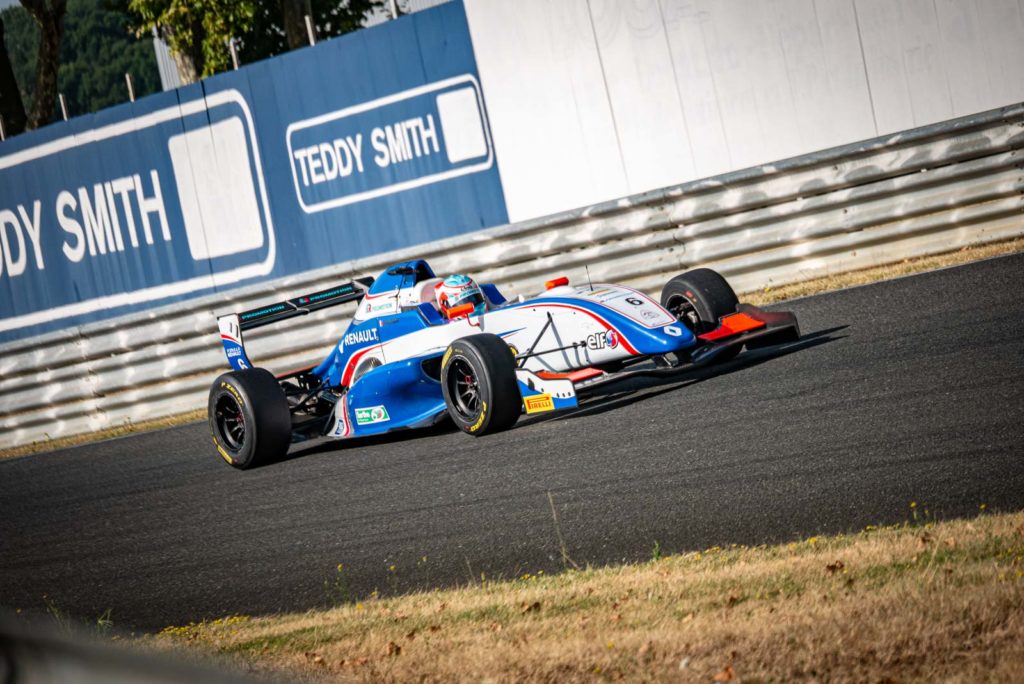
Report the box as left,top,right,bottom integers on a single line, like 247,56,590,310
281,420,460,463
280,326,847,465
519,325,847,426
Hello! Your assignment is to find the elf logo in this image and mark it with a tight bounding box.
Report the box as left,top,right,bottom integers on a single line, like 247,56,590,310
586,330,619,350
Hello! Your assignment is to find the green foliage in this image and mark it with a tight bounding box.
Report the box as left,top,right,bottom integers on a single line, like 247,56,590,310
124,0,256,78
122,1,385,77
236,0,384,67
2,0,389,121
1,0,160,118
1,5,38,112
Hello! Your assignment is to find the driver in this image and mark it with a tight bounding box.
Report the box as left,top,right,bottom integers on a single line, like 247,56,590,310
435,274,488,318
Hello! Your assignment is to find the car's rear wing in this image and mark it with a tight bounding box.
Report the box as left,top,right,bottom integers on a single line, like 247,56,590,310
217,278,372,371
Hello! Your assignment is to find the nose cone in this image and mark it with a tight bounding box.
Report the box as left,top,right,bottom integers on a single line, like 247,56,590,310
626,322,696,355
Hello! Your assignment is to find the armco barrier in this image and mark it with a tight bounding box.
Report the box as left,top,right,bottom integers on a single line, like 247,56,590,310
1,102,1022,449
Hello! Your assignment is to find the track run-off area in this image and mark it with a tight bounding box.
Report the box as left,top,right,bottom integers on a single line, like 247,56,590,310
2,254,1022,632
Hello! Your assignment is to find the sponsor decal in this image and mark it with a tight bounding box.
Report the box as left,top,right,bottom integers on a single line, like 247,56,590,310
664,325,683,337
468,401,487,432
364,300,397,314
0,90,277,338
586,330,619,350
286,75,495,213
344,327,379,346
641,310,659,320
355,405,390,425
524,393,555,414
221,381,244,406
226,346,241,358
332,416,348,436
332,397,351,436
213,437,235,465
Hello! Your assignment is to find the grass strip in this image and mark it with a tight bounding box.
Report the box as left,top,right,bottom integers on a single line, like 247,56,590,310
147,510,1024,682
4,236,1022,460
0,409,206,460
740,236,1024,306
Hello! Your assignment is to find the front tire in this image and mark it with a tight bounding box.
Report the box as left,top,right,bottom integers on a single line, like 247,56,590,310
661,268,741,361
208,368,291,469
441,334,521,436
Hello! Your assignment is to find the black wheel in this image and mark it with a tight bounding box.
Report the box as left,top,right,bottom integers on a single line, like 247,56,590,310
661,268,741,360
208,368,291,469
440,334,521,436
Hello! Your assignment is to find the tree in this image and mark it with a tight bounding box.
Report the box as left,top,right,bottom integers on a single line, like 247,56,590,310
0,16,29,136
279,0,312,51
2,1,160,124
125,0,255,84
20,0,66,129
59,2,160,111
123,1,385,84
238,0,384,64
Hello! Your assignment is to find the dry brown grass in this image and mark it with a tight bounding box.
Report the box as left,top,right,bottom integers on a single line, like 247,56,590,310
148,510,1024,683
741,236,1024,306
0,409,206,460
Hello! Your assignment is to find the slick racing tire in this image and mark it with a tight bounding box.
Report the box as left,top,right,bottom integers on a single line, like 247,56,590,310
661,268,741,362
208,368,291,469
441,333,521,436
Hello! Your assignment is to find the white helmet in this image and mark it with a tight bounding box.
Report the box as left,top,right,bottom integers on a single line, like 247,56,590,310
435,274,486,318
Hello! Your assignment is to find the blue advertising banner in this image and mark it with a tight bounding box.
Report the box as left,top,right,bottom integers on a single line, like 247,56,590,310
0,1,507,343
286,74,495,213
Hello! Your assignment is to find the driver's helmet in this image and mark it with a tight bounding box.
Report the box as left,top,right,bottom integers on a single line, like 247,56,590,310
435,274,487,318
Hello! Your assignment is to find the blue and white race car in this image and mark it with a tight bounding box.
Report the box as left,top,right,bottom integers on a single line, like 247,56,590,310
209,260,799,468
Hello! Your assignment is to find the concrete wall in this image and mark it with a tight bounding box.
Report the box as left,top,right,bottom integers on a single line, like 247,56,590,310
466,0,1024,221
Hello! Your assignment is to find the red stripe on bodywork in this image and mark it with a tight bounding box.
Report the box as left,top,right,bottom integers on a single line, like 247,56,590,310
340,346,374,387
697,312,766,342
337,394,351,437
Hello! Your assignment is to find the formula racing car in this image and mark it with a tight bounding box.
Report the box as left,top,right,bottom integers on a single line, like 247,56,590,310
209,261,799,468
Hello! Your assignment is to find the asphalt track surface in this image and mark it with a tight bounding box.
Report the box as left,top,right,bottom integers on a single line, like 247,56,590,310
2,254,1023,632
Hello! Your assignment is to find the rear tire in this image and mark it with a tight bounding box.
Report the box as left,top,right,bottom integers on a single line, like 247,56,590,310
661,268,741,361
208,368,291,469
441,334,521,436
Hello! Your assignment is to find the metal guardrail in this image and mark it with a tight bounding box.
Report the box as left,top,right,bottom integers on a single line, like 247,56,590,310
1,103,1022,449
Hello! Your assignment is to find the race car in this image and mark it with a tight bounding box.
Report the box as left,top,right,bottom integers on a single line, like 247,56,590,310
209,260,799,469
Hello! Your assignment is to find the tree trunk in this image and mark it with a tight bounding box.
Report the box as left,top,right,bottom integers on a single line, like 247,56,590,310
20,0,66,129
0,17,28,136
280,0,314,50
152,9,206,85
170,45,199,85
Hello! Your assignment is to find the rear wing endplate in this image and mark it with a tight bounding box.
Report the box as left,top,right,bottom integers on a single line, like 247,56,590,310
217,279,371,371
